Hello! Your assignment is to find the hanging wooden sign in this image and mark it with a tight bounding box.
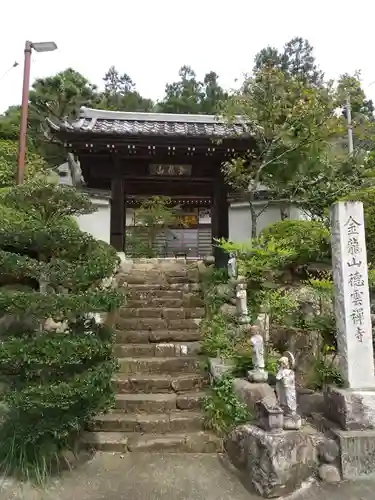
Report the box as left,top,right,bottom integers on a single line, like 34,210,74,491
149,164,192,176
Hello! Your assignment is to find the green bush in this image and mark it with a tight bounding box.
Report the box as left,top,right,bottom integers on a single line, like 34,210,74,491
342,188,375,264
0,139,48,188
261,220,331,265
125,228,156,258
204,374,252,435
201,313,235,359
218,237,296,320
0,180,123,482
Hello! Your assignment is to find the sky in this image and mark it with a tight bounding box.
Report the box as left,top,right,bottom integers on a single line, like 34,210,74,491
1,0,375,114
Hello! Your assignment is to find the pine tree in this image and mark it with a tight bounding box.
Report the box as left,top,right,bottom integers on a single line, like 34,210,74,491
0,180,123,481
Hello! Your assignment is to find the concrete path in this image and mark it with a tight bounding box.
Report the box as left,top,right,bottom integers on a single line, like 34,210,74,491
2,453,375,500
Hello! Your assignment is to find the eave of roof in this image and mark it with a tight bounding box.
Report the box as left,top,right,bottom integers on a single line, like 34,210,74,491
47,107,253,139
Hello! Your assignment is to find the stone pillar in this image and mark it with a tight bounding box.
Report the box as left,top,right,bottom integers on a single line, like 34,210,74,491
330,201,374,389
325,201,375,436
110,176,126,252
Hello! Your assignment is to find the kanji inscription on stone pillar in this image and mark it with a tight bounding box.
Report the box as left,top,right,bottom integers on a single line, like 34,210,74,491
330,201,375,389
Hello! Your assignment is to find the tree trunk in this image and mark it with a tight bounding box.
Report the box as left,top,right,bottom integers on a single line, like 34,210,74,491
280,204,289,221
249,201,257,239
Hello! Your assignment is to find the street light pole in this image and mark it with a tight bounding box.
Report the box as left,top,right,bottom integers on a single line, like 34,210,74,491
17,41,32,185
346,95,354,156
16,40,57,185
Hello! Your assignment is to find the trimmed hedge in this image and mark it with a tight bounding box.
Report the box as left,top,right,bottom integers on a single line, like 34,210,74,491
261,219,331,265
0,180,123,481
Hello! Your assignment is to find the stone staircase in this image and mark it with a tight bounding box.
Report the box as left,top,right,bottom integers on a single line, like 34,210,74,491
83,259,222,453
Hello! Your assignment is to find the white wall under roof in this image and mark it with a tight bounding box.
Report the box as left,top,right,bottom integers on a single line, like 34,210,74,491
75,198,111,243
75,197,305,246
228,201,306,242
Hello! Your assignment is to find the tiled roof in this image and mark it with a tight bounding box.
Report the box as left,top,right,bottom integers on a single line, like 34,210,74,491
47,107,251,139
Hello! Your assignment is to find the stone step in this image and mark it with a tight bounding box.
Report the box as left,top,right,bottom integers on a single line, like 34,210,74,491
90,410,205,433
127,297,205,308
126,289,183,300
115,317,202,331
82,431,223,453
117,356,202,375
82,431,129,452
121,275,199,286
113,373,207,394
115,329,202,344
118,307,205,320
126,283,200,291
114,342,201,358
115,391,206,413
125,284,201,300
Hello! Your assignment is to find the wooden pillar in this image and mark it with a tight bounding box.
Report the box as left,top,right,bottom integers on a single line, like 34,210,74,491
110,176,126,251
212,169,229,268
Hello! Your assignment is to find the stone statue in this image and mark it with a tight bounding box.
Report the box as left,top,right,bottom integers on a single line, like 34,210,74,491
248,326,268,382
228,253,237,279
275,352,301,430
236,282,250,324
255,310,270,343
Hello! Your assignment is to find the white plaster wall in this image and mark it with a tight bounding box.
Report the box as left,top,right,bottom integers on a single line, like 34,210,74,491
75,199,111,243
289,205,311,221
229,202,305,242
76,203,137,242
76,197,305,246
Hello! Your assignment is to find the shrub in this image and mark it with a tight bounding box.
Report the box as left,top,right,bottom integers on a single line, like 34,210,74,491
203,374,252,435
218,237,295,320
201,313,235,359
128,196,180,257
0,180,123,482
261,219,331,265
0,139,48,188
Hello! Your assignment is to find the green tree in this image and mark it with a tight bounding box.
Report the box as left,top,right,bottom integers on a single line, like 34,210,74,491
0,139,48,187
159,66,204,114
0,106,21,141
336,72,375,157
28,68,100,167
201,71,228,114
127,196,179,257
0,69,101,169
29,68,99,123
337,72,374,120
222,67,343,235
158,66,226,114
254,36,323,86
99,66,154,112
0,180,122,481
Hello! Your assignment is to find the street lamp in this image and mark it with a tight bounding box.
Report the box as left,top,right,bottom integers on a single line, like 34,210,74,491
16,40,57,185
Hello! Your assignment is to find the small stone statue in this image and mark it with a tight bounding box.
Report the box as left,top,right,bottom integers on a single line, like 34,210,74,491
248,326,268,383
228,253,237,279
236,282,250,324
255,310,270,343
275,352,301,430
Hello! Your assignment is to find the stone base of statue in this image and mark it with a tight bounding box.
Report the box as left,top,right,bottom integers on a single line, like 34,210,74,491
225,424,320,498
324,386,375,430
247,368,268,383
283,412,302,430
